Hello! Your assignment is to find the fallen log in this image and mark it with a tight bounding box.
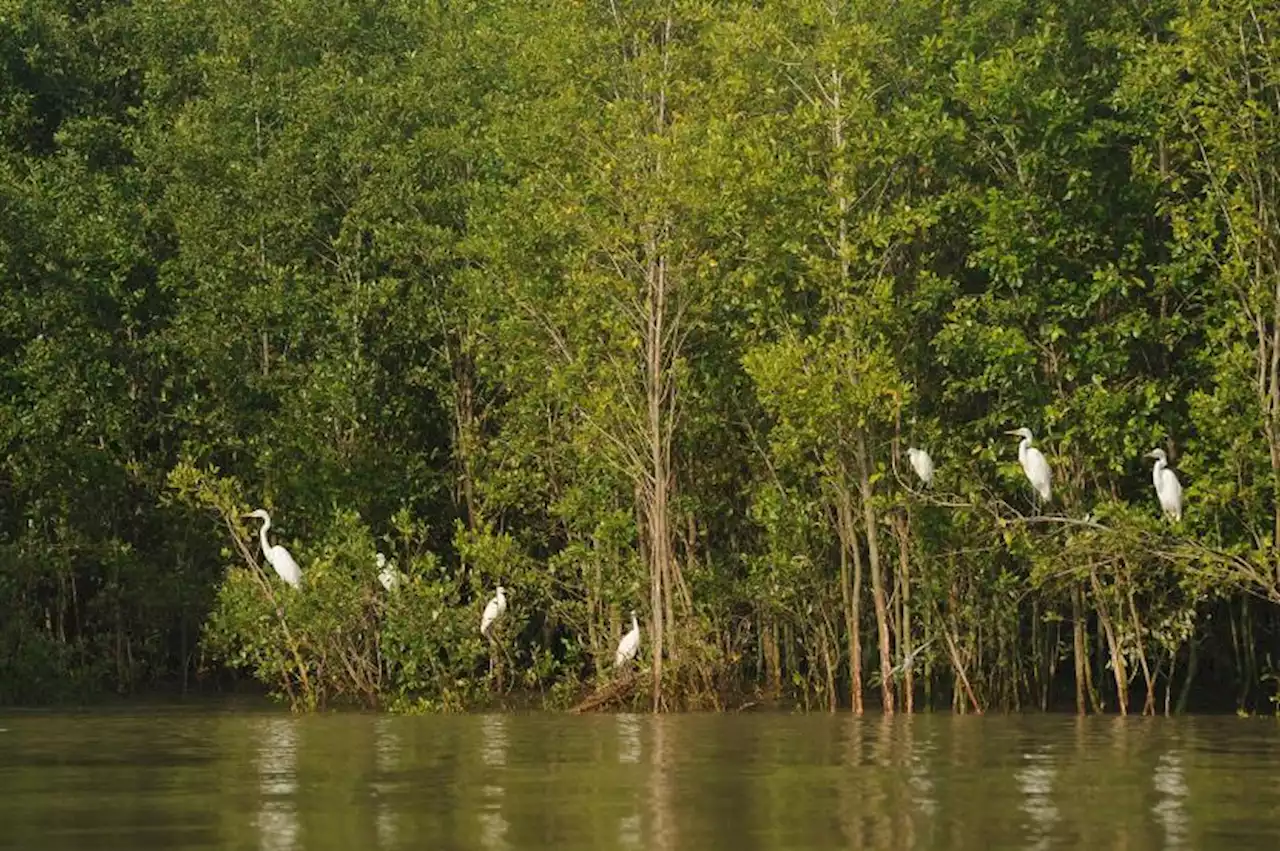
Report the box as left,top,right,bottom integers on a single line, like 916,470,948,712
569,672,638,714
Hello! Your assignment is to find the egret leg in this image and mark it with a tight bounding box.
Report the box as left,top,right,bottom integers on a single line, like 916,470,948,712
487,634,507,693
495,638,506,693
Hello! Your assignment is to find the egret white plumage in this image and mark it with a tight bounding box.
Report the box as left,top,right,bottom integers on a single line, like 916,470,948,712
906,447,935,487
376,552,402,591
1146,448,1183,522
1006,427,1052,503
480,586,507,638
244,509,301,588
615,610,641,668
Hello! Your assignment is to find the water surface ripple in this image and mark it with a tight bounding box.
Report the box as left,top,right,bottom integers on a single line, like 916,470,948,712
1,710,1278,849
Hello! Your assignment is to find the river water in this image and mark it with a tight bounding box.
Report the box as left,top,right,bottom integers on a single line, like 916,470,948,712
1,709,1278,849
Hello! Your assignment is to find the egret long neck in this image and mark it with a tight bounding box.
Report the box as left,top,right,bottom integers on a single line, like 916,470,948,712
1153,458,1166,485
258,516,272,553
1019,437,1031,462
631,613,639,632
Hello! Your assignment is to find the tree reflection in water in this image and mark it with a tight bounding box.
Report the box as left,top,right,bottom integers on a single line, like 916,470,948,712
1153,751,1188,849
617,714,644,849
373,717,401,849
255,717,300,851
479,714,509,851
649,715,675,851
1016,746,1059,851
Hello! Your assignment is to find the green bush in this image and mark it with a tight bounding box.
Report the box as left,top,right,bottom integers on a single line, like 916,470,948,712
201,505,510,710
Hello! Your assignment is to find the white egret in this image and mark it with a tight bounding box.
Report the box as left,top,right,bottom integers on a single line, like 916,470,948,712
1146,448,1183,522
376,552,402,592
480,586,507,638
244,509,302,588
615,610,641,668
906,447,935,487
1006,427,1052,503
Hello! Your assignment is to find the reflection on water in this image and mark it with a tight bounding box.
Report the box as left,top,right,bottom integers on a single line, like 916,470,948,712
255,718,300,851
478,715,508,851
649,715,675,851
616,714,644,850
478,806,508,851
1016,747,1058,851
373,717,400,849
617,814,643,850
1153,750,1189,849
480,714,507,767
617,714,642,764
906,729,938,818
1,712,1280,851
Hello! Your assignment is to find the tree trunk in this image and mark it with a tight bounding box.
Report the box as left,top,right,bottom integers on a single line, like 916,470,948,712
588,537,602,668
1089,566,1128,715
1124,582,1156,715
1176,636,1198,714
895,513,914,714
1071,585,1087,715
835,485,864,714
763,615,782,698
451,347,481,529
821,616,837,712
644,234,675,712
855,433,895,714
938,607,982,714
638,14,683,713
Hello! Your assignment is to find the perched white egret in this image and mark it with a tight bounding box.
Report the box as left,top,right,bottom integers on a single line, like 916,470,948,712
1006,427,1052,503
376,552,402,592
906,447,935,487
480,586,507,638
244,509,302,588
615,610,641,668
1146,448,1183,522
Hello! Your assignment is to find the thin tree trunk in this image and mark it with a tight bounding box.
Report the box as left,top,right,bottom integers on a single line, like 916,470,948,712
938,610,982,714
763,615,782,698
923,601,934,710
1244,598,1259,710
1267,273,1280,587
1071,586,1087,715
895,513,914,713
1125,584,1156,715
835,486,864,714
1176,636,1198,714
451,347,480,529
588,537,602,667
821,615,837,712
1089,566,1127,715
838,513,856,705
642,15,681,712
855,434,895,714
641,243,679,708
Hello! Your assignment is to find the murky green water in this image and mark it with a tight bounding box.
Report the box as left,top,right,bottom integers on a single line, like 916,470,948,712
1,710,1278,849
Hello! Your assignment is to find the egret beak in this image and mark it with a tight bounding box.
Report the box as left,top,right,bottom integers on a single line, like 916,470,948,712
1004,430,1021,436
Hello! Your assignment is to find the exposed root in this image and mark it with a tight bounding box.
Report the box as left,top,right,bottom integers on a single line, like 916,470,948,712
570,672,638,713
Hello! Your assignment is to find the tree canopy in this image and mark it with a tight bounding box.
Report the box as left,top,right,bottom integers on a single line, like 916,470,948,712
3,0,1280,714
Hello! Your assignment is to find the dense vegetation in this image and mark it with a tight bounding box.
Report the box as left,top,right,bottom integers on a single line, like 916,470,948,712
2,0,1279,714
